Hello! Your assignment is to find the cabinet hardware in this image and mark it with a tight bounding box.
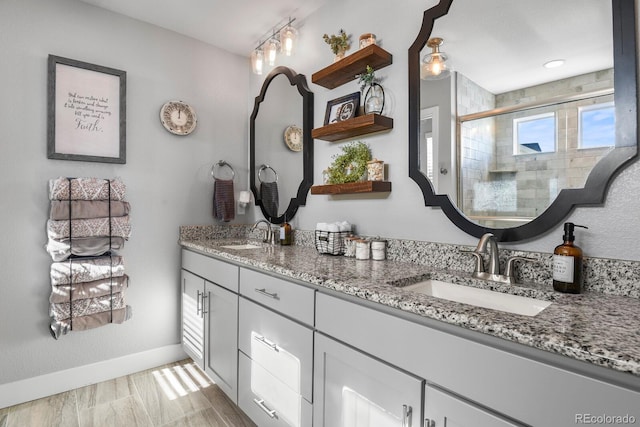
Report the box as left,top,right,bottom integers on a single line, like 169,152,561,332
253,398,278,418
403,404,413,427
253,334,279,352
201,293,208,316
254,288,280,300
196,290,202,316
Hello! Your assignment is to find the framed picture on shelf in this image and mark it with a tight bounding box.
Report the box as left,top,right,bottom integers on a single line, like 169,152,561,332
324,92,360,125
47,55,127,164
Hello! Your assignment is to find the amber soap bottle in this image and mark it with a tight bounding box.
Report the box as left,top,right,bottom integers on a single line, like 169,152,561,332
280,216,292,246
552,222,588,293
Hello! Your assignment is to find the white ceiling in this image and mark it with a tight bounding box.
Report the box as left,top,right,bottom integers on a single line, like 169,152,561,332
78,0,613,94
434,0,613,94
77,0,330,56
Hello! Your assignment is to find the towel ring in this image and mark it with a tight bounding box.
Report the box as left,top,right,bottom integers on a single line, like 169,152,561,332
258,164,278,183
211,160,235,180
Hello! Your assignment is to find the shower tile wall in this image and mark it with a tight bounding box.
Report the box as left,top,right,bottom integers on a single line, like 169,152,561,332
458,69,614,224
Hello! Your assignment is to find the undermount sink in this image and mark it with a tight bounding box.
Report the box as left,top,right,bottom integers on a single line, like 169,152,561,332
221,243,262,250
403,279,552,317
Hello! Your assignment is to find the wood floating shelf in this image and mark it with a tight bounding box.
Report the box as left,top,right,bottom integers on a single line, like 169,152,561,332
311,181,392,195
312,113,393,142
312,45,393,89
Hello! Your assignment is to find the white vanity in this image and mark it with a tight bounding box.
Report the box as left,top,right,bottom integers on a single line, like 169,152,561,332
180,243,640,427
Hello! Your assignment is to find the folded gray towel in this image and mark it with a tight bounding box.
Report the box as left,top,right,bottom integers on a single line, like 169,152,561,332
213,178,235,222
260,181,279,217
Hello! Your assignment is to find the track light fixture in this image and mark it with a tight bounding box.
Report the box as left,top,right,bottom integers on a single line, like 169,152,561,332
251,17,298,74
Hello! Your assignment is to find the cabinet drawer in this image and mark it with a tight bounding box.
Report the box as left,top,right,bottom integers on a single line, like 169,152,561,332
238,351,312,427
182,249,239,292
239,297,313,401
239,268,314,325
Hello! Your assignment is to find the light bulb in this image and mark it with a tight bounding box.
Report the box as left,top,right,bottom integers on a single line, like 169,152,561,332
431,59,443,75
266,37,279,66
280,24,298,56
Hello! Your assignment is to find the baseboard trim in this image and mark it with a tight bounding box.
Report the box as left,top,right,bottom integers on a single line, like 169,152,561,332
0,344,187,409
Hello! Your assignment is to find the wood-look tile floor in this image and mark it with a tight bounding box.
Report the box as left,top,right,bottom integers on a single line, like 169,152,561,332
0,359,256,427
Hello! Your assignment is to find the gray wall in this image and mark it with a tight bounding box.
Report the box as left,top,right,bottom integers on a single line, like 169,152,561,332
249,0,640,260
0,0,249,384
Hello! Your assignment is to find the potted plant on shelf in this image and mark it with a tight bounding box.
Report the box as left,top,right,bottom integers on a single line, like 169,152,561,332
357,65,385,114
323,29,351,62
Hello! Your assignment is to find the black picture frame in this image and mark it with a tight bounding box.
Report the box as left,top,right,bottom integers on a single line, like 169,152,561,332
324,92,360,125
47,55,127,164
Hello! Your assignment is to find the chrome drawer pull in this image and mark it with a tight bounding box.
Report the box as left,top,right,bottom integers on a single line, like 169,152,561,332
253,398,278,418
196,290,202,316
402,404,412,427
255,288,279,300
201,294,208,316
253,334,279,352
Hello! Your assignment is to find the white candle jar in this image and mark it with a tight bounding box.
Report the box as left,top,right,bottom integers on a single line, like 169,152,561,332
371,239,387,260
355,240,371,260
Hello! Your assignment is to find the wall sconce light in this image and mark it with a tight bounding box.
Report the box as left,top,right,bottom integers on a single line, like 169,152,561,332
280,18,298,56
421,37,452,80
251,47,264,75
266,34,280,66
251,17,298,74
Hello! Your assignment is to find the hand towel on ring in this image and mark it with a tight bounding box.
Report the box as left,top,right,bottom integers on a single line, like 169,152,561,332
260,181,279,218
213,178,235,222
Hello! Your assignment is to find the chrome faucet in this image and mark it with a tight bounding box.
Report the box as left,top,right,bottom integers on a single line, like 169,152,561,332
476,233,500,275
252,219,273,243
463,233,534,285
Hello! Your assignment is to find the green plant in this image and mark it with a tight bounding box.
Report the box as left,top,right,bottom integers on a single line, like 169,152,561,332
323,29,351,55
326,141,372,184
357,65,378,92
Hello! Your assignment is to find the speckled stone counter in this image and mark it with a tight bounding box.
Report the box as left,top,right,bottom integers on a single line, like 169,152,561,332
179,237,640,379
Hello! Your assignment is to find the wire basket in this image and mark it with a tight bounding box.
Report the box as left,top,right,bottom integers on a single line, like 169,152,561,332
315,230,348,255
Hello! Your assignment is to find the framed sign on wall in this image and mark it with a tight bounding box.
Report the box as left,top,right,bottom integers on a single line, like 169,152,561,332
47,55,126,164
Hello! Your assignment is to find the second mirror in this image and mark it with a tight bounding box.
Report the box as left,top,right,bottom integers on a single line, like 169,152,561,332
250,66,314,224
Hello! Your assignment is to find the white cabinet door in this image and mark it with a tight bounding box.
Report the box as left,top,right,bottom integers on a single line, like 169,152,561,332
314,333,424,427
181,269,205,367
424,385,521,427
204,280,239,404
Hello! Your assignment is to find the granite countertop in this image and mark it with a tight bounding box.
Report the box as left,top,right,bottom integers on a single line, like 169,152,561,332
180,238,640,378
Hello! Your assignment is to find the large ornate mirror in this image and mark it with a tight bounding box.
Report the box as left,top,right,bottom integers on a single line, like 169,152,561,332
409,0,638,241
250,66,314,224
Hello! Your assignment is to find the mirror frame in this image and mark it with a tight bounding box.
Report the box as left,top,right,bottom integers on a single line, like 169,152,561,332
250,66,314,224
408,0,638,241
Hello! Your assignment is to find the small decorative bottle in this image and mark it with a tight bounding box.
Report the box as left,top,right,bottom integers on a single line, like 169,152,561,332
280,216,292,246
552,222,588,293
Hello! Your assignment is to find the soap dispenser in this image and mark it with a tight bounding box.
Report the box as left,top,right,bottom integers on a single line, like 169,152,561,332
552,222,588,293
280,215,292,246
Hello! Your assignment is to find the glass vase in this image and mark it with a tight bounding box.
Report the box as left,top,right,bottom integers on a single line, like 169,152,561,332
364,83,385,114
